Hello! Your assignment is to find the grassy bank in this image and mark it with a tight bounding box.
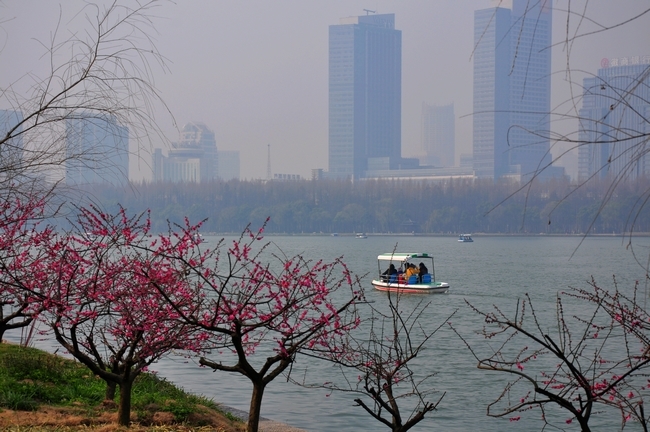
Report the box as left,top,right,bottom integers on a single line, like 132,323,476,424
0,343,245,431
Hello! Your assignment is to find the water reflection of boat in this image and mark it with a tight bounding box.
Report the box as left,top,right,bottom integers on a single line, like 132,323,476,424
371,252,449,294
458,234,473,242
355,233,368,239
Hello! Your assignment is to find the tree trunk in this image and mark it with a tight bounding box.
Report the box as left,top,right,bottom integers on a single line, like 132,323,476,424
105,381,116,401
117,379,133,427
247,381,266,432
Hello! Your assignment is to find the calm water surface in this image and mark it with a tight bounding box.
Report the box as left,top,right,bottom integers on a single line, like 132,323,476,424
156,234,650,431
13,235,650,431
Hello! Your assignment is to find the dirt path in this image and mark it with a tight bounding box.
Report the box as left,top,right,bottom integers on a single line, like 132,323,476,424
219,406,307,432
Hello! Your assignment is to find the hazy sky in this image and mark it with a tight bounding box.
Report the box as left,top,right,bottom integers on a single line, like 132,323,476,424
1,1,649,181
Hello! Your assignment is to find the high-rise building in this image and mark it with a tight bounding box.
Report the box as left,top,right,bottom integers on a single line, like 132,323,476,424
473,0,553,180
66,114,129,186
421,103,455,167
218,150,240,181
578,57,650,181
328,13,402,179
0,110,24,171
153,122,219,183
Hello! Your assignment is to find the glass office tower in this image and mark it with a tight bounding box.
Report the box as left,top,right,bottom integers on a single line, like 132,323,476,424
578,59,650,181
473,0,552,180
328,13,402,179
0,110,24,171
421,102,455,168
66,114,129,186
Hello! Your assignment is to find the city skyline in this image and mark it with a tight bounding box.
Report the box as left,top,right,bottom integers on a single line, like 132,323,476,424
1,1,649,181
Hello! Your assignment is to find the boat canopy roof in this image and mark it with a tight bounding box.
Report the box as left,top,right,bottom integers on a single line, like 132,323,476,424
377,253,431,262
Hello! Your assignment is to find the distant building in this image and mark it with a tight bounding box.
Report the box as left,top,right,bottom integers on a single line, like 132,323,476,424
473,0,554,180
153,122,219,183
311,168,324,180
459,153,473,169
421,103,455,167
218,150,240,181
578,57,650,181
66,114,129,186
273,173,302,181
0,110,24,171
362,165,474,183
328,13,403,179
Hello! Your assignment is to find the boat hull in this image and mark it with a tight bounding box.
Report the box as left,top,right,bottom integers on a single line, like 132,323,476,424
371,279,450,294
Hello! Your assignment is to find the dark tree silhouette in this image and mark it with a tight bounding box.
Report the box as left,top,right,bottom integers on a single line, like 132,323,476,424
452,277,650,431
294,290,452,432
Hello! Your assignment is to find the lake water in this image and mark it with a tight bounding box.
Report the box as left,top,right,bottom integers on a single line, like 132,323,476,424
10,234,650,431
156,234,650,431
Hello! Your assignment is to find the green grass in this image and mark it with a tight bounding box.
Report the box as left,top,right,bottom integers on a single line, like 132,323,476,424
0,343,235,426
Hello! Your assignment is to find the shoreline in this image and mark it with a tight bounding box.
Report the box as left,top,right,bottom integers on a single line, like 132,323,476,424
2,340,306,432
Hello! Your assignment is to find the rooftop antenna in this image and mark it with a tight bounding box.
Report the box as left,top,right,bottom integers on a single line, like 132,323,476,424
363,9,376,15
266,144,271,181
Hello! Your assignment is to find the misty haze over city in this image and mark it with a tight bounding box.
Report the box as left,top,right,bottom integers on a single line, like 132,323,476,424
2,0,649,182
3,3,650,431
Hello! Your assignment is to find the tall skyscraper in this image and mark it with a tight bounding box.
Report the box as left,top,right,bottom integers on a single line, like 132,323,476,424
473,0,552,180
421,103,455,167
328,13,402,179
0,110,24,171
578,57,650,181
66,114,129,186
218,150,240,181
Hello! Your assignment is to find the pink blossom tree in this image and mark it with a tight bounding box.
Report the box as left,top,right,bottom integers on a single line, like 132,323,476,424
41,206,207,427
0,193,55,343
139,219,362,432
453,278,650,431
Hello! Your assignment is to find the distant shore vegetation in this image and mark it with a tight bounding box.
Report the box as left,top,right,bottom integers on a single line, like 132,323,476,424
67,177,650,235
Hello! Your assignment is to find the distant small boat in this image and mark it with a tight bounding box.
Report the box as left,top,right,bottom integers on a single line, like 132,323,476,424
458,234,473,242
331,233,339,237
355,233,368,239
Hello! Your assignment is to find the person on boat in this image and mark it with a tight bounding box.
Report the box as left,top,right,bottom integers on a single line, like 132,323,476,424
382,264,397,282
404,263,418,282
418,262,429,283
